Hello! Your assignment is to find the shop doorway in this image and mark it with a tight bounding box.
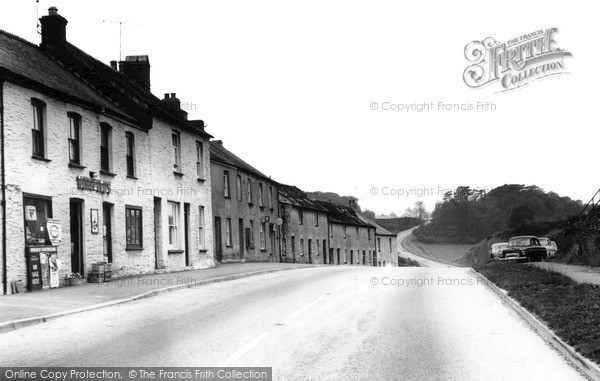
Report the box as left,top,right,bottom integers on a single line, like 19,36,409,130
102,203,113,263
69,199,84,274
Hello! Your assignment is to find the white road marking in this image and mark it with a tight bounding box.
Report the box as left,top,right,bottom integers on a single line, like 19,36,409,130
218,331,271,367
288,296,324,318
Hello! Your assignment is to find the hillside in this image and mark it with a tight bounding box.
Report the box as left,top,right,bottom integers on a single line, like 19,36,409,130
414,184,582,244
375,217,420,234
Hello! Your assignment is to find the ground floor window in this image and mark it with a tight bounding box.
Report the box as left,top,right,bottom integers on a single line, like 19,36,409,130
260,222,266,250
126,205,143,249
168,201,180,249
23,195,52,246
198,206,206,250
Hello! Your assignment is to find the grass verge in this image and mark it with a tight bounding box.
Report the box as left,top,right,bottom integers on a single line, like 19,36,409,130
477,261,600,365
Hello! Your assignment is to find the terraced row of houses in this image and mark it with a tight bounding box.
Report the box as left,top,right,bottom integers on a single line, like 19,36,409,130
0,8,397,295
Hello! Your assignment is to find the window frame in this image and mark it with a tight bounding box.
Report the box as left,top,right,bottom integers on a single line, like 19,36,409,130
236,175,243,202
198,206,206,250
31,99,47,159
125,205,143,250
168,201,181,250
258,183,264,208
100,122,112,172
259,221,266,250
172,130,182,172
247,178,253,205
125,131,136,178
67,112,82,165
196,141,204,179
223,170,231,198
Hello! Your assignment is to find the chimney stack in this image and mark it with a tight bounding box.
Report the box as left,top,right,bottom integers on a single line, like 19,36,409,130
119,55,151,90
161,93,188,119
110,60,118,70
40,6,68,51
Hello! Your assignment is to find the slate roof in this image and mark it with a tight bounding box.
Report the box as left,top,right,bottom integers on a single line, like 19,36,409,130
278,184,328,212
209,141,274,182
42,42,211,137
0,29,129,121
357,215,396,236
316,200,374,228
0,27,211,138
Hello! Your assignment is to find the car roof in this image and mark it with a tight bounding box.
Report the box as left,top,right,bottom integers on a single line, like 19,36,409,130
510,235,538,239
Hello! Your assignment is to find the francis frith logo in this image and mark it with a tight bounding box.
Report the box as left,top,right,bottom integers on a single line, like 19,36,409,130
463,28,572,92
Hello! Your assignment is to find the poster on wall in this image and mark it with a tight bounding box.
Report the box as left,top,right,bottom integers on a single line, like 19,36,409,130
46,219,62,246
90,209,99,234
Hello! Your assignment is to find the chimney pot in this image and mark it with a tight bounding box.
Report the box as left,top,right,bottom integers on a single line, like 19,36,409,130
48,6,58,16
171,93,176,98
164,93,170,99
110,60,118,70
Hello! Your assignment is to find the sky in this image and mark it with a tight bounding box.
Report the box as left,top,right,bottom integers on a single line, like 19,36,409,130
1,0,596,216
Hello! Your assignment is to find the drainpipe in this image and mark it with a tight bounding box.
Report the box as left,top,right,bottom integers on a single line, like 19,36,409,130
0,79,7,295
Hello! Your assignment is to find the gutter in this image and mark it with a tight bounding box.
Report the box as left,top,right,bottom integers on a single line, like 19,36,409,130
0,78,7,295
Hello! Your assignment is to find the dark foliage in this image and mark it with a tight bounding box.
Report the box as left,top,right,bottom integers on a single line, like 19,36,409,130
414,184,582,244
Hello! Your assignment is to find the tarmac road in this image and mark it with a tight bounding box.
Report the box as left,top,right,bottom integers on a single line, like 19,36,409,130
0,266,588,381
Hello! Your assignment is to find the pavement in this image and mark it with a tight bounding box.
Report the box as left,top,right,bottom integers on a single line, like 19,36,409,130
532,261,600,286
0,262,312,328
0,266,588,380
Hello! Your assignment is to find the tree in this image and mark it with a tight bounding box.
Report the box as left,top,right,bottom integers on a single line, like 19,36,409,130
508,206,535,229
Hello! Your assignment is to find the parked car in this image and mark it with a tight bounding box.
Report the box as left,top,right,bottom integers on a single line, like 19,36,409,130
501,236,547,262
538,238,558,257
489,242,508,260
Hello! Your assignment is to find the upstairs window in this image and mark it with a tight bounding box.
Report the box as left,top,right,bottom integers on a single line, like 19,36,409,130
100,123,112,172
31,99,46,158
268,186,273,209
315,212,319,227
196,141,204,179
172,130,181,171
68,113,81,165
125,131,136,177
247,178,253,205
223,170,231,198
236,175,243,202
299,209,304,225
258,183,264,207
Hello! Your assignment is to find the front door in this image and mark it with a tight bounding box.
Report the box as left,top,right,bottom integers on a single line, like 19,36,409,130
214,217,223,262
239,219,245,260
69,199,83,274
102,203,113,263
269,224,276,262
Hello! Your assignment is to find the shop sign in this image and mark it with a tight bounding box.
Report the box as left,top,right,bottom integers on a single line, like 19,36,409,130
76,176,111,194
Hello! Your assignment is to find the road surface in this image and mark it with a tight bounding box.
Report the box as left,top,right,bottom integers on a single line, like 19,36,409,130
0,265,588,380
